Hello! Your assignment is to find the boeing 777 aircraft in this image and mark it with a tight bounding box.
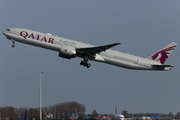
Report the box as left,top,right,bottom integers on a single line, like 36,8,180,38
2,28,177,70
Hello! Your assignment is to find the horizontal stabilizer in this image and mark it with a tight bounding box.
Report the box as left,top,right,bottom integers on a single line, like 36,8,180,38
152,65,174,68
152,64,174,71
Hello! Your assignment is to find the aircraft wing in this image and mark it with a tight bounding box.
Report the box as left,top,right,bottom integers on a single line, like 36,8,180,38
76,43,121,57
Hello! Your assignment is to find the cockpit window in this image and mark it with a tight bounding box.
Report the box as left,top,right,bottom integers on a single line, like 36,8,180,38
6,29,10,31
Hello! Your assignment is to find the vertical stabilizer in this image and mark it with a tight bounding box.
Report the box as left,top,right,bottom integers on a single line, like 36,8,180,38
147,42,177,64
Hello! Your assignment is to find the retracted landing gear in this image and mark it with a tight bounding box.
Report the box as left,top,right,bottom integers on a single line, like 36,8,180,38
80,60,91,68
12,41,15,48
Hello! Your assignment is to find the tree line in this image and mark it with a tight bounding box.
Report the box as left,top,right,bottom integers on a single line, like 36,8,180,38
0,101,86,120
1,103,180,120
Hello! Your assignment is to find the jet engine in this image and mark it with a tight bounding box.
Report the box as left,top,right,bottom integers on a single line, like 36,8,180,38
59,45,76,59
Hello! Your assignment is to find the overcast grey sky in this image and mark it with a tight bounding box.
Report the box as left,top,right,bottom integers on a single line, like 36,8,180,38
0,1,180,114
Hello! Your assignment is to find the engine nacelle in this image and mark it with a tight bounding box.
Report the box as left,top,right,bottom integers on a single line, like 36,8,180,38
59,45,76,59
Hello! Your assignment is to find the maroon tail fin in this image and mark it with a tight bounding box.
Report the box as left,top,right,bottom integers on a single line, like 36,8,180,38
147,42,177,64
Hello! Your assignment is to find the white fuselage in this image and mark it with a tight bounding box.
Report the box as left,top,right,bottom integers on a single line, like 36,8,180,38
2,28,166,70
114,114,125,120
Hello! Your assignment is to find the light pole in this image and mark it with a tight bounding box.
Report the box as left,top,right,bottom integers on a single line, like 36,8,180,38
39,71,43,120
18,94,21,108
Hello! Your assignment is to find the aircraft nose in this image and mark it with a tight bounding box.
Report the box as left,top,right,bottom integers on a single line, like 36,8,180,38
2,30,6,35
2,29,10,36
2,29,12,40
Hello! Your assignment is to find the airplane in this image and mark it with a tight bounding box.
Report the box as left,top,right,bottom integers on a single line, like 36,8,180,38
2,28,177,70
114,114,125,120
114,103,125,120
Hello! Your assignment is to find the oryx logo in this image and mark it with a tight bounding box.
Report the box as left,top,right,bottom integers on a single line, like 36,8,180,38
152,46,176,64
